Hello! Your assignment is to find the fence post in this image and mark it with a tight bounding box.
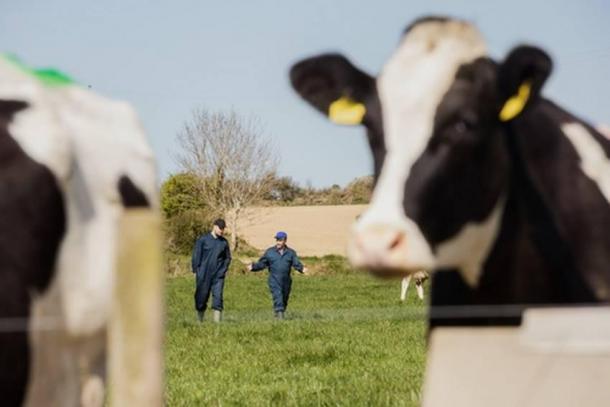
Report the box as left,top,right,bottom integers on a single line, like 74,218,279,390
109,209,163,406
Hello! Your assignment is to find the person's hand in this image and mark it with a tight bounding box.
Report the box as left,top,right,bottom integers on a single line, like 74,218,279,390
302,267,308,274
247,263,253,272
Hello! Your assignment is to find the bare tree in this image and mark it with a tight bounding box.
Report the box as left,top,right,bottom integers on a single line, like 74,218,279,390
174,109,279,251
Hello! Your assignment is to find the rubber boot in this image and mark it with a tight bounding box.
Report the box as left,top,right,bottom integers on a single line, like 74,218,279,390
274,311,285,320
197,311,204,322
213,310,222,323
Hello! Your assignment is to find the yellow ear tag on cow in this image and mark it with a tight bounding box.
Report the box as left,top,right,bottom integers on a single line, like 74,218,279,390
328,96,366,125
499,81,532,122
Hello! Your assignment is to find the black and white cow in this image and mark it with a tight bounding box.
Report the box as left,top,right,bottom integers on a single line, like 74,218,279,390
290,16,610,326
0,56,157,406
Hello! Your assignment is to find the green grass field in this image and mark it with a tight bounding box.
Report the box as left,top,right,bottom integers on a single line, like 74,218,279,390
165,257,427,406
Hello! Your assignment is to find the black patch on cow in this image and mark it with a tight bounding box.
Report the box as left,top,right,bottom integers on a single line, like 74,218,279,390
403,16,451,36
362,92,385,180
0,99,66,405
503,108,594,300
428,270,523,327
427,121,594,328
404,58,507,245
0,100,28,119
289,54,386,182
510,101,610,300
404,46,556,248
425,54,610,327
118,175,150,207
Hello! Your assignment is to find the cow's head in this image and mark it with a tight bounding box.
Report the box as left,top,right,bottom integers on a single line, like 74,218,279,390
291,17,552,285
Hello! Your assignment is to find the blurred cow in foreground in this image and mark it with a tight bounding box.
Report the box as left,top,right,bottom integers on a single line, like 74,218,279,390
290,16,610,327
0,55,158,406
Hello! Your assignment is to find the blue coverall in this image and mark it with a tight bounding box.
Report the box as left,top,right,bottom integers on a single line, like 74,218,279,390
251,247,304,312
191,233,231,312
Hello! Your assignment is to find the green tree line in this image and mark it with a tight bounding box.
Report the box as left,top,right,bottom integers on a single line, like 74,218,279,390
161,173,372,255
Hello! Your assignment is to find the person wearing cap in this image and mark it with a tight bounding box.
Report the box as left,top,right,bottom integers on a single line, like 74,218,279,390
247,231,307,319
191,218,232,322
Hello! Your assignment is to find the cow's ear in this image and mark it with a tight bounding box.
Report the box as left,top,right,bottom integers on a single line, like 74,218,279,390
497,46,552,122
289,53,375,126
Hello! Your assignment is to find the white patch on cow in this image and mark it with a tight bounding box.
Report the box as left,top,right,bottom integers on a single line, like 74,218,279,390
355,20,487,270
562,122,610,204
349,171,435,268
46,85,157,336
0,58,72,180
435,195,506,287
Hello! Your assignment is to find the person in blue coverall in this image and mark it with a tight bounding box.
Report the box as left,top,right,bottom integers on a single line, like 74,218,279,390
191,218,232,322
248,231,307,319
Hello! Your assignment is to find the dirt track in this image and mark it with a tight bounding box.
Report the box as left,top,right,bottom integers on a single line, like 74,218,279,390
239,205,367,257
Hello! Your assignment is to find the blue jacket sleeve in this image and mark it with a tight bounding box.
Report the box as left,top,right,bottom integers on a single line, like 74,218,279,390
251,251,270,272
218,241,232,276
191,237,203,273
291,251,304,273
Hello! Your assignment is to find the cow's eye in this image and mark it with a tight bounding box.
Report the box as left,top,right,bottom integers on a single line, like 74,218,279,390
453,121,468,134
446,115,477,138
436,117,477,147
453,115,477,132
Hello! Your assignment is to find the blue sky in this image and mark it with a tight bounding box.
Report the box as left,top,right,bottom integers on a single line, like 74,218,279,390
2,0,609,187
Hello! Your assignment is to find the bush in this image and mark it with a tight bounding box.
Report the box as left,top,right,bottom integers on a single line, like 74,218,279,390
344,176,373,204
164,209,216,255
160,173,205,218
261,175,373,206
300,254,353,275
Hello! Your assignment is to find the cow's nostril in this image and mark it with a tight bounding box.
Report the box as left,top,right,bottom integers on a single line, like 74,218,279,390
389,232,404,250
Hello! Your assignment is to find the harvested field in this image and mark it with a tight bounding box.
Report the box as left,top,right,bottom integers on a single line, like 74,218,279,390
239,205,367,256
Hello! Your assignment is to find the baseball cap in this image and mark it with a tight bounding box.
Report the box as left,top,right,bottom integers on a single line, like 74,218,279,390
213,218,226,229
274,231,287,240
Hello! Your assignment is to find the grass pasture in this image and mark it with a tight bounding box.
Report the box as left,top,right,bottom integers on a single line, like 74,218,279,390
165,258,427,406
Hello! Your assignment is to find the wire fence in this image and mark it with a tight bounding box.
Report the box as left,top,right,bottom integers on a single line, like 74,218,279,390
4,303,607,332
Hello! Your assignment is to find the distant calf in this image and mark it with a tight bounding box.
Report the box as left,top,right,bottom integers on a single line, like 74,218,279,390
400,271,429,301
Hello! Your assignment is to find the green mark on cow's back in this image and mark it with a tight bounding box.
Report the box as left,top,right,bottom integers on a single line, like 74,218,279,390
2,53,76,86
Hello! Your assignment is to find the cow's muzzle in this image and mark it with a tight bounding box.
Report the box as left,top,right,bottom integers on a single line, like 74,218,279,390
347,224,425,277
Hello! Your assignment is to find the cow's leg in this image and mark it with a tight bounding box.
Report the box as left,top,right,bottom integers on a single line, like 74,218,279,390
0,330,29,406
400,275,412,301
416,281,424,300
81,375,104,407
80,333,107,407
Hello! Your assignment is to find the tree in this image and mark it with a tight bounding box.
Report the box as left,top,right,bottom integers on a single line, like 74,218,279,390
263,175,303,203
174,109,278,251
